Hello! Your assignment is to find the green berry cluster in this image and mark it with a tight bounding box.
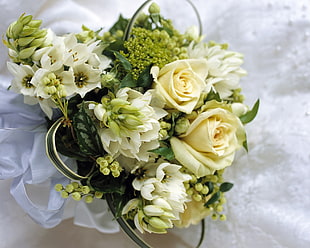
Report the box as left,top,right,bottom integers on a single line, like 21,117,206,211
55,182,104,203
96,155,123,177
184,169,229,221
121,27,188,79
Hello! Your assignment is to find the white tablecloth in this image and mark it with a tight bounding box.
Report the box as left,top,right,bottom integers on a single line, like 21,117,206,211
0,0,309,247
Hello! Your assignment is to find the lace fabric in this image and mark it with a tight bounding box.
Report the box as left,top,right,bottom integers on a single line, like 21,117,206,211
0,0,309,247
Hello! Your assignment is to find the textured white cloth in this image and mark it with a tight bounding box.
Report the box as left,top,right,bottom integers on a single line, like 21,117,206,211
0,0,309,248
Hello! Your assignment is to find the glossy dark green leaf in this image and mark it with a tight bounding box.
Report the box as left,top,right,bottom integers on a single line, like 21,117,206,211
114,51,132,71
109,14,129,34
205,88,221,102
150,147,175,161
220,182,234,192
120,73,137,88
137,64,153,88
204,191,220,207
239,99,260,124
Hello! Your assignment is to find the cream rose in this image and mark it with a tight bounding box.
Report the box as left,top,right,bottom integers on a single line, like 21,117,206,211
170,100,246,177
173,200,211,228
151,59,209,114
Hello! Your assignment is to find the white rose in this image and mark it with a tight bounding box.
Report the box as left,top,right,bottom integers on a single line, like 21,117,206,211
170,100,246,177
151,59,209,114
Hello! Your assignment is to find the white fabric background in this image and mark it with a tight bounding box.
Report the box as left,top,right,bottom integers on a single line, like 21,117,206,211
0,0,309,247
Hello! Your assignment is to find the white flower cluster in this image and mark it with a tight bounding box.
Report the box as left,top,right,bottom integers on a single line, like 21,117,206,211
92,87,167,161
7,30,110,118
188,42,247,99
122,162,191,233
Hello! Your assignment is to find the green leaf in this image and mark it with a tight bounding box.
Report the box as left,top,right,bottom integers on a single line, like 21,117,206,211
102,40,125,58
243,138,248,152
73,104,103,156
89,172,126,194
239,99,260,124
137,64,153,89
204,191,220,207
205,88,222,102
120,73,137,88
206,181,214,195
150,147,175,161
109,14,129,34
219,182,234,192
114,51,132,71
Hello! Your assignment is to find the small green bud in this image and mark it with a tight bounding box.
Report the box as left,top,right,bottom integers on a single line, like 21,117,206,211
112,171,120,178
71,192,82,201
72,182,79,189
190,175,197,184
54,184,63,192
84,195,94,204
219,214,226,221
100,167,110,175
65,184,74,193
81,186,90,194
201,185,209,195
20,15,32,25
175,117,190,135
211,213,218,220
148,217,170,229
27,19,42,29
104,155,113,164
219,197,226,204
17,37,35,47
184,183,190,190
216,205,223,212
193,194,202,202
19,46,36,59
61,191,69,199
94,191,103,199
29,37,46,48
186,188,194,196
194,183,203,192
148,3,160,14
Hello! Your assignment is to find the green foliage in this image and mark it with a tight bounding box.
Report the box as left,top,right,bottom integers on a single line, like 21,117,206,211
114,51,132,71
55,127,90,161
89,171,126,195
219,182,234,192
72,104,103,156
205,88,222,102
150,147,175,161
109,14,129,35
137,64,153,89
120,73,136,88
240,99,260,124
204,191,220,207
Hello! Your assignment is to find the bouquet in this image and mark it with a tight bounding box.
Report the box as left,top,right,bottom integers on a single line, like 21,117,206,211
2,0,258,247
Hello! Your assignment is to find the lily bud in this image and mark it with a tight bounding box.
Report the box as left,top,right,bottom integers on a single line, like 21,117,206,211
143,205,165,216
175,117,190,135
148,217,171,229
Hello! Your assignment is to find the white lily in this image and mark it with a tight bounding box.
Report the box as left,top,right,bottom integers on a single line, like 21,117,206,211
97,88,165,161
188,42,247,99
72,63,101,97
7,62,37,96
63,34,91,66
